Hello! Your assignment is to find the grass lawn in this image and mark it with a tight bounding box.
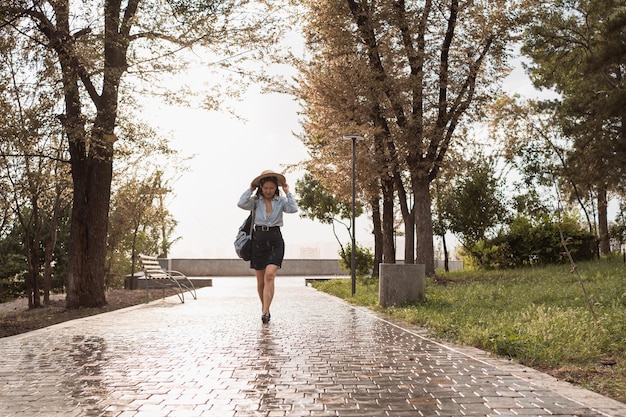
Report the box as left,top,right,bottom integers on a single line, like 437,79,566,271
313,258,626,404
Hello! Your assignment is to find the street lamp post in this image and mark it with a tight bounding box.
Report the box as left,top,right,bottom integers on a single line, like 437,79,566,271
342,134,364,296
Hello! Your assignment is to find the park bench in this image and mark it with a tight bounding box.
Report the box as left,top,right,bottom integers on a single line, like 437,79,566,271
138,254,197,303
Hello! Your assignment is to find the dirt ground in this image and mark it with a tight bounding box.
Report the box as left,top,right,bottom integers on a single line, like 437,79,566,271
0,288,176,338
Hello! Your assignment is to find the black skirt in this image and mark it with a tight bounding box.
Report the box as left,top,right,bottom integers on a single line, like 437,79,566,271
250,228,285,270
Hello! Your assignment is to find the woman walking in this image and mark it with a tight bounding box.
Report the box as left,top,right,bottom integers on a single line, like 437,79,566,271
238,170,298,324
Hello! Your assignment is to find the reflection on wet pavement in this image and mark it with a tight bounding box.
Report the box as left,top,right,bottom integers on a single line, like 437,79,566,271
0,277,624,416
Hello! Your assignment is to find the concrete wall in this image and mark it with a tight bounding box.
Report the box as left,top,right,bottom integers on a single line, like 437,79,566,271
160,258,346,277
434,259,464,272
158,258,463,277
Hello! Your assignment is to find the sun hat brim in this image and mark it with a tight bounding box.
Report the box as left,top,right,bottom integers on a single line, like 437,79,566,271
251,170,286,187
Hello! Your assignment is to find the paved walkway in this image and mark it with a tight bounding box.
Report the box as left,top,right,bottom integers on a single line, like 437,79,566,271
1,278,625,417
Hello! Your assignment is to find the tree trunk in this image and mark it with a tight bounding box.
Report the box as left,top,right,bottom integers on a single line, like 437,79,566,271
382,176,396,263
442,233,449,272
414,178,435,276
27,200,42,309
597,187,610,255
403,207,415,264
60,0,125,308
390,143,413,264
58,57,112,309
43,185,62,304
370,197,383,277
66,136,113,308
25,235,39,309
18,189,42,309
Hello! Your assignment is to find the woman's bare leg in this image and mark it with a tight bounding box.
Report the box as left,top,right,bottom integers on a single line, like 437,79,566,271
262,265,278,315
255,269,266,308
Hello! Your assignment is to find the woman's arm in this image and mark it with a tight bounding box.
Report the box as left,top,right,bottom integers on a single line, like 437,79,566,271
283,191,298,214
237,188,255,210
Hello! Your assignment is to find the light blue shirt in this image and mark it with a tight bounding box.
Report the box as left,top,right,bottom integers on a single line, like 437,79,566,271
238,189,298,227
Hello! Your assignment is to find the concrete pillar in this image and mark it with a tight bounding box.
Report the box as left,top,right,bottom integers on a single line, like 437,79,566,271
378,263,425,307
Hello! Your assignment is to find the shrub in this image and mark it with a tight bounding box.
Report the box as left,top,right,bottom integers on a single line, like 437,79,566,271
0,272,26,302
470,215,596,268
338,242,374,277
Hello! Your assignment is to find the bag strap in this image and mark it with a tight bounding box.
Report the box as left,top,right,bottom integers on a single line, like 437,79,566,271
248,196,257,236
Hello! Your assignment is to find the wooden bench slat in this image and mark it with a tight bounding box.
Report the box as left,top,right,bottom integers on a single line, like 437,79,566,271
137,254,197,303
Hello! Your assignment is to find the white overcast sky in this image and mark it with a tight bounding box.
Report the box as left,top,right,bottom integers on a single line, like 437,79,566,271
139,47,557,260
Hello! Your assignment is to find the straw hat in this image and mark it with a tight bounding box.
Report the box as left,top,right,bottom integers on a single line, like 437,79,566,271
251,170,286,187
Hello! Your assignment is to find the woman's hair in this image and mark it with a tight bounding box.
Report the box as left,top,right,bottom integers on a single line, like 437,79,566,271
257,176,280,197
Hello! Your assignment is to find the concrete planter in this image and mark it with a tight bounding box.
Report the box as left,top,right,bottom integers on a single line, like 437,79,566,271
378,263,425,307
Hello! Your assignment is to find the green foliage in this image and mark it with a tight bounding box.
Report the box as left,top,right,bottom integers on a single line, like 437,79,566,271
338,242,374,277
521,0,626,195
0,208,70,300
314,259,626,403
609,199,626,249
522,0,626,122
295,172,359,224
0,253,26,301
469,214,597,268
460,240,504,270
609,223,626,251
438,158,509,249
106,172,178,287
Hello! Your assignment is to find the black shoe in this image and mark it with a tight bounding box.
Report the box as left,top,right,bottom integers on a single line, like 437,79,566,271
261,313,271,324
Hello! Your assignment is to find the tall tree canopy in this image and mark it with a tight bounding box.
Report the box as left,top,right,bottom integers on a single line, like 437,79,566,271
0,29,71,307
294,0,519,275
521,0,626,255
0,0,282,308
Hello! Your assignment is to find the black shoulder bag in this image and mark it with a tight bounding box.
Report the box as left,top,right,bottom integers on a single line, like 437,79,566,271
234,197,257,261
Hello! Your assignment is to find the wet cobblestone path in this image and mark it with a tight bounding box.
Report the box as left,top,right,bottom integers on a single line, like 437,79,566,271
1,278,624,417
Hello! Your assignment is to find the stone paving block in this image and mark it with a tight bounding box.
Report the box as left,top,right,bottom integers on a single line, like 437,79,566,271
1,278,625,417
460,403,492,415
511,408,552,415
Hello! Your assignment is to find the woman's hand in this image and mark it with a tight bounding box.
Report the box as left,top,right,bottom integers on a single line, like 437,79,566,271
283,183,290,194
